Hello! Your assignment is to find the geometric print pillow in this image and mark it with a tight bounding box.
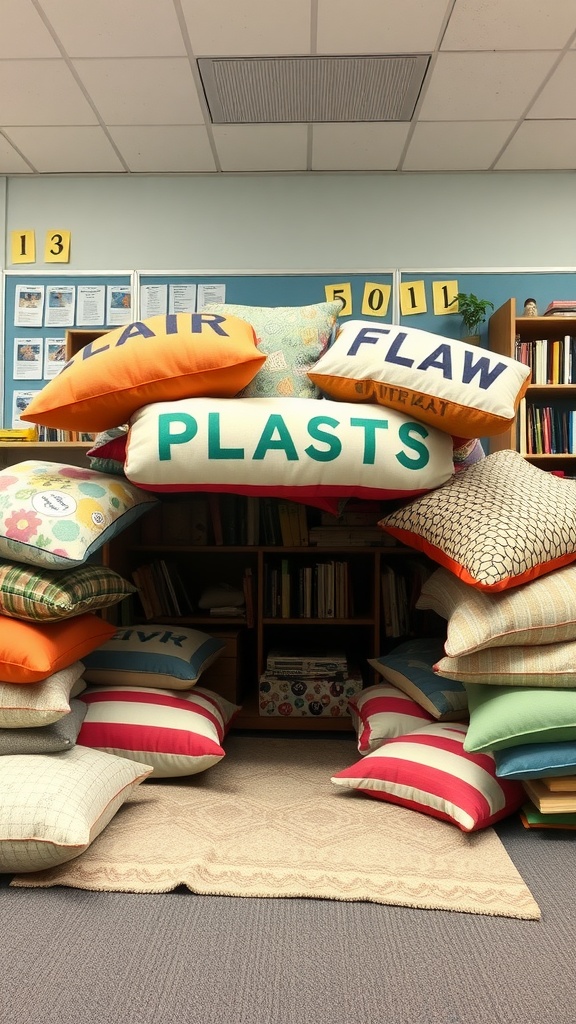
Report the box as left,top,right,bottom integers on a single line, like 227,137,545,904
378,449,576,591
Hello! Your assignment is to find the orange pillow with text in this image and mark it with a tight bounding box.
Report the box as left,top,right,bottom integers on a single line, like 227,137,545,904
21,312,266,433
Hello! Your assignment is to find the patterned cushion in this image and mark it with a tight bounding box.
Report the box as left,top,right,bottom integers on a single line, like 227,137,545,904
86,425,128,477
0,746,152,873
0,699,87,754
20,313,265,433
81,624,226,689
368,638,468,720
464,684,576,753
0,461,158,569
451,436,485,472
0,614,116,684
308,319,530,438
331,722,524,832
494,740,576,781
436,640,576,688
0,662,85,728
123,396,455,507
347,682,435,754
78,685,240,777
202,300,342,399
417,564,576,657
378,450,576,591
0,560,136,621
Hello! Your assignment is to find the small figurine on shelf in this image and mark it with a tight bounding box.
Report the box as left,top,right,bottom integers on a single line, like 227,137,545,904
523,298,538,316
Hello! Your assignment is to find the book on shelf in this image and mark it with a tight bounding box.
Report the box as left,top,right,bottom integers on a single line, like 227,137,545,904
266,649,348,676
208,493,224,545
543,300,576,316
539,775,576,792
522,778,576,814
308,526,396,547
242,566,255,628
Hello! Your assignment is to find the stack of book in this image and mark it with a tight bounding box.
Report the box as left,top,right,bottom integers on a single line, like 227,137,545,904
258,649,363,719
521,775,576,829
543,300,576,316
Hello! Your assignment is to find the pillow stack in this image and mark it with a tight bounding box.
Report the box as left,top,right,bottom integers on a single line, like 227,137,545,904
0,460,163,874
381,451,576,824
76,623,240,778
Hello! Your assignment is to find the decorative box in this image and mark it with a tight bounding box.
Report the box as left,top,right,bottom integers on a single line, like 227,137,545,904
258,669,363,718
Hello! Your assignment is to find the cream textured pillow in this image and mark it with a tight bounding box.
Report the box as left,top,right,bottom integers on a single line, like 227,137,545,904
0,699,86,754
379,450,576,591
435,640,576,688
417,564,576,657
0,662,86,728
0,745,152,873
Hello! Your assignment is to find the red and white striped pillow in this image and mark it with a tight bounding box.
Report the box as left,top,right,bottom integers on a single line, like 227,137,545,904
78,685,240,778
331,722,524,832
348,683,434,755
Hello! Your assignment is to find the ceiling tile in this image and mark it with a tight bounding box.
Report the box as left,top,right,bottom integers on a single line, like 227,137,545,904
317,0,448,53
3,126,125,172
0,60,98,125
180,0,313,56
419,52,558,120
212,125,308,170
37,0,187,57
528,52,576,118
441,0,576,50
108,125,217,171
0,0,60,58
72,58,205,125
0,134,34,173
312,123,409,170
402,120,516,170
495,120,576,170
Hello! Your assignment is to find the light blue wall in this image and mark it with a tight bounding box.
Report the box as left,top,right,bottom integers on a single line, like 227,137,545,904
4,172,576,272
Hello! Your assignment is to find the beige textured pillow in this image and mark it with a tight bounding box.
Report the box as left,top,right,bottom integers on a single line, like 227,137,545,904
0,745,152,873
435,640,576,688
0,661,86,728
417,565,576,657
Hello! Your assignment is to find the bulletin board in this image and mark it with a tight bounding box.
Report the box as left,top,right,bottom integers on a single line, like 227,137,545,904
2,272,133,430
398,269,576,342
136,271,396,323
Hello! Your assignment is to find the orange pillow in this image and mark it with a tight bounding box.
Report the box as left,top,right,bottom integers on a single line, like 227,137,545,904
21,312,266,433
0,615,117,683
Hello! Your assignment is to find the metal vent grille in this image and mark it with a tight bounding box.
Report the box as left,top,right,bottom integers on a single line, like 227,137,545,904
198,55,429,124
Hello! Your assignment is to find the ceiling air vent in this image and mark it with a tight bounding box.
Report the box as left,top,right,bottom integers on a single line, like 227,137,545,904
197,54,430,124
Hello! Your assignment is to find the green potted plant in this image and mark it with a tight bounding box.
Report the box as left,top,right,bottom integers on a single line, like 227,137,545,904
449,292,494,344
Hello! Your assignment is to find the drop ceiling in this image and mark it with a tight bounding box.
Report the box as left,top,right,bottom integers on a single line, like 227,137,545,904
1,0,575,175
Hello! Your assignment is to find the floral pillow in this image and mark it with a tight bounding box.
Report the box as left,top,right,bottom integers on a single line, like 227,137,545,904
0,460,158,569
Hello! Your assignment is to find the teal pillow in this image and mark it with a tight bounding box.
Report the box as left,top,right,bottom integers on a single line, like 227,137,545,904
464,684,576,753
495,739,576,780
368,638,468,720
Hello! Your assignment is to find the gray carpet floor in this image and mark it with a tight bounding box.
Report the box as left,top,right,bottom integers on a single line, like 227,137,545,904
0,814,575,1024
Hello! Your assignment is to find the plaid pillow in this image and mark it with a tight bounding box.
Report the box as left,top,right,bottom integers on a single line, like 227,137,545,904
0,561,136,621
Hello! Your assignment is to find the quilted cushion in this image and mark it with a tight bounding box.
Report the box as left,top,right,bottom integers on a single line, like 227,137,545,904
202,299,342,399
378,449,576,591
417,564,576,657
331,722,524,832
0,745,152,873
77,684,240,777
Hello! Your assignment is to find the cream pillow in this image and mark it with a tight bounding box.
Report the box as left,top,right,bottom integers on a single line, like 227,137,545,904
417,564,576,657
435,640,576,688
0,745,152,873
0,662,86,728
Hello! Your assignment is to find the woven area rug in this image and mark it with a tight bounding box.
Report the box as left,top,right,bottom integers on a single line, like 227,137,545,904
10,735,540,919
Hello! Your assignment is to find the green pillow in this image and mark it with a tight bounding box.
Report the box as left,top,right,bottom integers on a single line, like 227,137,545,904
464,683,576,753
0,560,136,622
